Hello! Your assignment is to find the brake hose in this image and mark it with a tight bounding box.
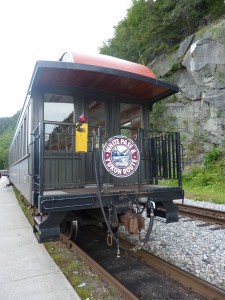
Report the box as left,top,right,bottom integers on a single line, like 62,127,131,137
93,148,154,255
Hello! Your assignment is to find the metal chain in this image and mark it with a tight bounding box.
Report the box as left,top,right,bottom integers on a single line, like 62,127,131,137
107,201,113,247
108,201,113,228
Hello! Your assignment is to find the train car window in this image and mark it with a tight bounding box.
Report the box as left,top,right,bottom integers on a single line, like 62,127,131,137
20,129,22,159
23,117,27,156
44,93,74,151
120,103,141,140
20,125,23,158
44,93,74,123
88,101,105,128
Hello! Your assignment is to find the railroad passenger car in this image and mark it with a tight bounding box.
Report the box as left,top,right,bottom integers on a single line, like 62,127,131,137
8,52,184,245
0,169,8,176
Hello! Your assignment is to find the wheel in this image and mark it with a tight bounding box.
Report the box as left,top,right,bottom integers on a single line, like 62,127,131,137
61,220,79,240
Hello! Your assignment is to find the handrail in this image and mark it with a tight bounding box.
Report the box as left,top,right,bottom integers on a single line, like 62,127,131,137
32,121,183,195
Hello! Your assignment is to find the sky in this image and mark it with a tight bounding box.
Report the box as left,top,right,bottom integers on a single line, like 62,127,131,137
0,0,132,118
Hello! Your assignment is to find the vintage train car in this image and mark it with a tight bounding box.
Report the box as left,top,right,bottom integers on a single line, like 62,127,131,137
0,169,8,177
8,52,184,245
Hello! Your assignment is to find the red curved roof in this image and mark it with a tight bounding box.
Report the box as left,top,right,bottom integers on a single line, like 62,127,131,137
60,52,156,79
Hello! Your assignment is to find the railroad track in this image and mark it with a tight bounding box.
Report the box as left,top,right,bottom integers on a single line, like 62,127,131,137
61,227,225,300
177,204,225,225
61,234,138,300
120,239,225,300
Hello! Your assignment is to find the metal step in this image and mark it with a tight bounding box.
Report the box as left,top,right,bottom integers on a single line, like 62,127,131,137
33,214,48,225
33,212,65,243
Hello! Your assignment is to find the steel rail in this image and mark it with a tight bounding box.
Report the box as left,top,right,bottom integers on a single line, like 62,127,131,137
177,204,225,225
60,234,139,300
120,239,225,300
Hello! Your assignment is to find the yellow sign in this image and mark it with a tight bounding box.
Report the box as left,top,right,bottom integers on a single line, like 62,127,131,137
75,123,88,152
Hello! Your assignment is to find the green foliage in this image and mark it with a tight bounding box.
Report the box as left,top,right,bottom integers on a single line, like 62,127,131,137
100,0,225,63
211,21,225,44
207,0,225,20
186,124,207,158
183,167,219,187
150,101,167,131
150,100,178,131
182,148,225,203
0,112,19,169
100,0,151,63
203,147,223,167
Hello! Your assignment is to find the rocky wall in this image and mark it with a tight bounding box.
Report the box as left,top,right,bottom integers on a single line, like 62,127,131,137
149,19,225,164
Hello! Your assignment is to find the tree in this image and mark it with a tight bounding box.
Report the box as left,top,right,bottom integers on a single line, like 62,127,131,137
0,112,19,169
99,0,225,64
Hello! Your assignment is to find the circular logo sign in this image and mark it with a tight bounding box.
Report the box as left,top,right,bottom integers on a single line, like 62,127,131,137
102,135,140,178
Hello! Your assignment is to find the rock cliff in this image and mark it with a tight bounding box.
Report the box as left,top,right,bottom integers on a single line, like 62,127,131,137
149,19,225,165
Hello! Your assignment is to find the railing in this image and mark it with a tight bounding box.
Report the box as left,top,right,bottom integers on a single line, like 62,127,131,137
31,122,183,199
138,130,182,186
32,121,103,196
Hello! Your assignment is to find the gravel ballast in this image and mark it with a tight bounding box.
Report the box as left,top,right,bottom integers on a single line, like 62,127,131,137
119,198,225,290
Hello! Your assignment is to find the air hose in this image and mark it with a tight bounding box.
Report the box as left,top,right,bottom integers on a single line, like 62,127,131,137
93,148,154,255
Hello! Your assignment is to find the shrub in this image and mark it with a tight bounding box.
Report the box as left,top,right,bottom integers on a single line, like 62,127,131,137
203,147,224,167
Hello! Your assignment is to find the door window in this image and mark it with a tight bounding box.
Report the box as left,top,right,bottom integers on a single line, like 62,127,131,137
120,103,141,139
44,93,74,123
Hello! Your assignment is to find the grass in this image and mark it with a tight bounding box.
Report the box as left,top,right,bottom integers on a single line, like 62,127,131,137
184,186,225,203
160,179,225,204
44,241,102,299
182,148,225,204
160,148,225,205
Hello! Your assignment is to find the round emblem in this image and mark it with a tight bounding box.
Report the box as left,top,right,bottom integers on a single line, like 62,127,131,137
102,135,140,178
